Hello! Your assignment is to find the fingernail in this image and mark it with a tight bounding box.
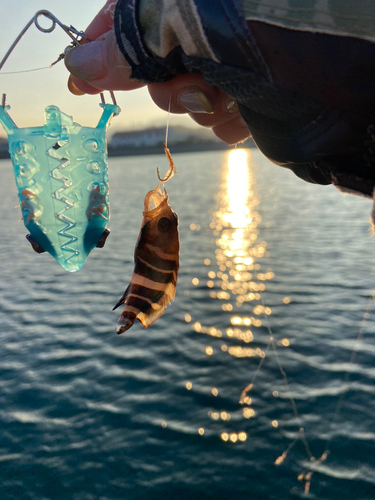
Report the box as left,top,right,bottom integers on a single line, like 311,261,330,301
225,99,239,113
64,41,106,81
177,87,215,114
67,76,85,95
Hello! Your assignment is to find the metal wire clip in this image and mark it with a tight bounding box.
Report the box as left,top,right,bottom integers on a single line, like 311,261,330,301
0,10,89,71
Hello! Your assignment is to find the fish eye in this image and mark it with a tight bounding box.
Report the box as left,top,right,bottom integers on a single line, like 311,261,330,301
158,217,172,233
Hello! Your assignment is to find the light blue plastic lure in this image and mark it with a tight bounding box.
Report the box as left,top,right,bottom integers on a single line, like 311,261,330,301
0,101,120,272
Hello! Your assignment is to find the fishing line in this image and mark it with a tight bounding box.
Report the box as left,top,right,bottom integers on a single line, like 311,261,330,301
165,94,172,148
259,292,314,459
321,293,374,452
294,292,375,492
239,340,272,404
235,287,317,495
274,435,298,465
330,293,374,419
0,66,51,74
250,286,375,494
235,266,316,493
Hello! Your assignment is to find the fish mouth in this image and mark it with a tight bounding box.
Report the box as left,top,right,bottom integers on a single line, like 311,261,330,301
116,314,135,334
143,187,169,218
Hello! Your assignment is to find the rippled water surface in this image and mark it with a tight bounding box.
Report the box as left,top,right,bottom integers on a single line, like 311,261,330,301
1,149,375,500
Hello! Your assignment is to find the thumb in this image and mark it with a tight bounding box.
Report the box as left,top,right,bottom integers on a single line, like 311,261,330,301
65,29,144,92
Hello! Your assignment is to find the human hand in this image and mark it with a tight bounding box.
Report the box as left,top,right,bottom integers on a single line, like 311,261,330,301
65,0,250,145
65,1,143,95
147,74,251,145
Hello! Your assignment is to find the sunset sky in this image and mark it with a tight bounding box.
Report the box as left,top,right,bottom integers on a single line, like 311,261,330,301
0,0,194,139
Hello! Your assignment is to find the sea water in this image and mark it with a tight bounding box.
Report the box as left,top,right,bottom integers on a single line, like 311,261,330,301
0,149,374,500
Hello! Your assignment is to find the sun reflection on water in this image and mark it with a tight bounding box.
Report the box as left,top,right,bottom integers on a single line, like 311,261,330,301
184,148,278,443
179,149,326,492
210,149,273,322
207,149,272,323
222,149,251,229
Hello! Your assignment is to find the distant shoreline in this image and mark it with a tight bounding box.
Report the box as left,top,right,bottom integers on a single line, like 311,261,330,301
0,139,256,160
108,140,255,157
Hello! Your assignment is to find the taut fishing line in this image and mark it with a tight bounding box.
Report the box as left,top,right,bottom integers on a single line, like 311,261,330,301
0,66,51,74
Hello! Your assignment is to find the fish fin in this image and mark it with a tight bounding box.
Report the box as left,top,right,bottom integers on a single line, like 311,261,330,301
113,284,131,311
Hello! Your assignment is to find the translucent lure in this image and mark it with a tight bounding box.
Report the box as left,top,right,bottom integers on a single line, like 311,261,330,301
0,100,120,272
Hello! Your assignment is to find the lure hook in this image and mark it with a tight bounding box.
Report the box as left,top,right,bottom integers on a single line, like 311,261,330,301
157,144,177,183
0,10,88,72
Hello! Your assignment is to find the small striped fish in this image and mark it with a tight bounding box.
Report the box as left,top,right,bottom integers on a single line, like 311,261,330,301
113,183,179,334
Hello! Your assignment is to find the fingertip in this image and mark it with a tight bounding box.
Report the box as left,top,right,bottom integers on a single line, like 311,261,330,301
68,76,85,95
68,75,103,95
213,116,251,146
84,0,117,40
64,41,106,81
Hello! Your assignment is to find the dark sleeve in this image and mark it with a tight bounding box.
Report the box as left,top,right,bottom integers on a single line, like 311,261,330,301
114,0,375,200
